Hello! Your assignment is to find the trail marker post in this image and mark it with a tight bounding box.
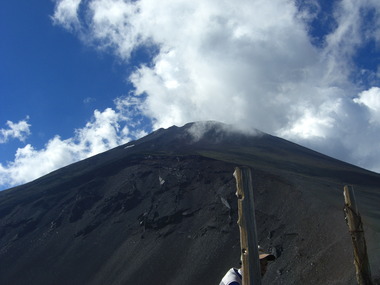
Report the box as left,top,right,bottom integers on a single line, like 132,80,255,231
343,185,373,285
234,167,261,285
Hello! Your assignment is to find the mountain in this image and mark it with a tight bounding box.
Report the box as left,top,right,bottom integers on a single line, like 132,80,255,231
0,121,379,284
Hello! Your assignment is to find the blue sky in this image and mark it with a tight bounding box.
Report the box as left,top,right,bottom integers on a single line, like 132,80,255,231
1,0,380,190
1,1,140,148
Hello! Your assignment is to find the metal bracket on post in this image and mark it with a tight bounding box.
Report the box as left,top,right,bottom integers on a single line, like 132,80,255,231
234,167,261,285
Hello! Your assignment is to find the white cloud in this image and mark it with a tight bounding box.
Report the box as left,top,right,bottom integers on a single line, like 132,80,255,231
1,0,378,191
0,118,31,143
354,87,380,124
0,99,148,188
48,0,380,173
52,0,82,30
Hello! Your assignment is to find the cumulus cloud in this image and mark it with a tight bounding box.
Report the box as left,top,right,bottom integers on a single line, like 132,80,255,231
0,98,148,188
48,0,380,173
7,1,371,186
1,0,379,190
56,2,380,169
354,87,380,124
52,0,82,30
0,118,31,144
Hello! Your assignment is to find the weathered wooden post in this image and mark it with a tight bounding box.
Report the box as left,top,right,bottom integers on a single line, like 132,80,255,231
234,167,261,285
343,185,373,285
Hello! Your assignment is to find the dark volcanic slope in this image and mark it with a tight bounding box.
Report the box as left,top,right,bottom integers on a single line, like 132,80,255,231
0,121,379,285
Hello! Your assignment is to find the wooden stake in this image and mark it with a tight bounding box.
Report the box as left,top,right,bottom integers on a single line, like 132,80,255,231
234,167,261,285
343,185,373,285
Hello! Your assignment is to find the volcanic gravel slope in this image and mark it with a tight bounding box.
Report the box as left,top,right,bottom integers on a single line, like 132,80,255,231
0,121,379,285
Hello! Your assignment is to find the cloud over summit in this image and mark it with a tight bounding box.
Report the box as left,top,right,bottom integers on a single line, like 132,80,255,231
2,0,380,189
50,0,380,172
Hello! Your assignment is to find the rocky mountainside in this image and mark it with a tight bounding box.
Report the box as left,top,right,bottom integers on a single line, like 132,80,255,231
0,121,379,284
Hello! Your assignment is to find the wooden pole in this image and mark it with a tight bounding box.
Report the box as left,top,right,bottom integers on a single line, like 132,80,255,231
234,167,261,285
343,185,373,285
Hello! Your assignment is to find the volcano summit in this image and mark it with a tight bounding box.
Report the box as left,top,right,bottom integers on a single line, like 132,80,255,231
0,121,379,284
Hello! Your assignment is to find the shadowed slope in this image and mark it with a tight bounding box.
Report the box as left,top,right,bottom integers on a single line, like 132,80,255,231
0,121,379,284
